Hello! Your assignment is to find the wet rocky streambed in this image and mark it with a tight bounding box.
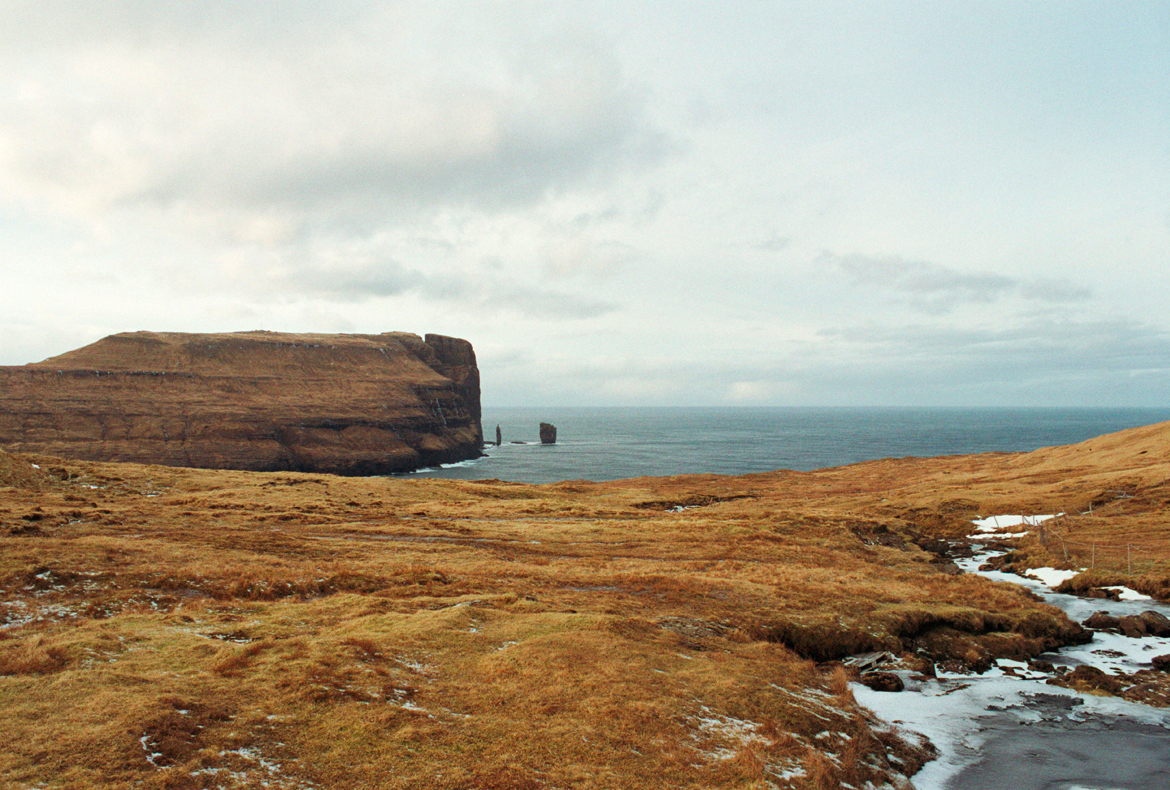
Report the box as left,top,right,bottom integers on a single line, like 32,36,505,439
853,516,1170,790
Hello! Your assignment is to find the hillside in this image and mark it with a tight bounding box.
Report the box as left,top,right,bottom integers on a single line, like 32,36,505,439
1,421,1168,788
0,331,482,476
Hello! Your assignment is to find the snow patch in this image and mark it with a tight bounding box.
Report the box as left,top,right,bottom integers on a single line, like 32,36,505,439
970,514,1058,531
967,514,1058,540
1025,567,1082,588
1105,586,1153,602
139,735,163,768
396,656,432,674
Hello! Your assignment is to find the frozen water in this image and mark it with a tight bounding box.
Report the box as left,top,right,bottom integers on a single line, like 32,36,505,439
855,517,1170,790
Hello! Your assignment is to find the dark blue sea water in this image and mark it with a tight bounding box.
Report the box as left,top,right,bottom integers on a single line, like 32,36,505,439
400,408,1170,485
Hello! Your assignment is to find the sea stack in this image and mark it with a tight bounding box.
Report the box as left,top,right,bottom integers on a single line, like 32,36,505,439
0,330,483,476
540,422,557,444
496,425,502,446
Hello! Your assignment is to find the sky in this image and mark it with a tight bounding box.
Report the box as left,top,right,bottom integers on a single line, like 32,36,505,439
2,1,1168,407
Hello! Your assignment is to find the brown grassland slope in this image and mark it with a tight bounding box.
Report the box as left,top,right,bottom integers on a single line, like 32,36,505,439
1,421,1169,789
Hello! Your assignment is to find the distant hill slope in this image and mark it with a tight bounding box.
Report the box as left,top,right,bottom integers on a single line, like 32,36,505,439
0,331,482,475
1011,420,1170,473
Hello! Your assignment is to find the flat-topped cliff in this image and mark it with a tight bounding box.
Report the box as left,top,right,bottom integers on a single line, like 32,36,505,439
0,330,482,475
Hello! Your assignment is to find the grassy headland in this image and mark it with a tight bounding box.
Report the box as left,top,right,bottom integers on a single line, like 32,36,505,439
2,421,1168,789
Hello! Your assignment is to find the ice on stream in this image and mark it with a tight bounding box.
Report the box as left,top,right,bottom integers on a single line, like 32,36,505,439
966,513,1056,540
968,514,1057,532
855,516,1170,790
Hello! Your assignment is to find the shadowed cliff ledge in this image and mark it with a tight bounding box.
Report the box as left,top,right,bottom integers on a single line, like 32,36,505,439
0,330,483,476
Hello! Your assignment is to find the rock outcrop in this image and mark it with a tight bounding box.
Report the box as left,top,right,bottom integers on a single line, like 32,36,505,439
0,331,483,476
540,423,557,445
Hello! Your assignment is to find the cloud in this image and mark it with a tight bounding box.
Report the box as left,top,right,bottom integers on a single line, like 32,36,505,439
447,277,619,320
284,261,425,300
542,238,636,279
813,317,1170,390
756,231,791,251
0,1,669,235
821,252,1092,313
727,380,780,402
230,253,617,319
0,1,661,330
1019,279,1096,303
485,315,1170,407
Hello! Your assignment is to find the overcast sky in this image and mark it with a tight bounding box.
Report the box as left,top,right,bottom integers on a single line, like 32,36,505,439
2,1,1167,407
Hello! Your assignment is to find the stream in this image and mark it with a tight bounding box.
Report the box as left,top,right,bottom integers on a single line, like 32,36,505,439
853,517,1170,790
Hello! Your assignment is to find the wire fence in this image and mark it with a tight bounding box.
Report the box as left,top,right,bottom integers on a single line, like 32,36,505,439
1032,512,1159,575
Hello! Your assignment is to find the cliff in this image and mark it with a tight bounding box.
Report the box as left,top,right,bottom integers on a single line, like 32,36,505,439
0,331,483,476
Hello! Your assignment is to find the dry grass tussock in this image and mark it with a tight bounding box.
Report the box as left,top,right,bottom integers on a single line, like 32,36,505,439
1,421,1168,787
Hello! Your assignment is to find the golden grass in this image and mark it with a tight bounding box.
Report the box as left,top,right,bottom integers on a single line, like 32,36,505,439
0,633,69,675
1,422,1168,787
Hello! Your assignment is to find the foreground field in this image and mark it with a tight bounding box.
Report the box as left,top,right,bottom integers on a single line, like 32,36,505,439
2,422,1169,789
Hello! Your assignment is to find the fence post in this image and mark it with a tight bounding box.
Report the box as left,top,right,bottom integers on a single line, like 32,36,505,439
1060,536,1068,562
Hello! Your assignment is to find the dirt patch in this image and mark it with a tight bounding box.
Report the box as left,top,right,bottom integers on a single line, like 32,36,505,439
633,494,753,511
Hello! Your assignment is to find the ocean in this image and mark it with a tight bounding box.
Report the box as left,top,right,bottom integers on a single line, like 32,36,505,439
399,407,1170,485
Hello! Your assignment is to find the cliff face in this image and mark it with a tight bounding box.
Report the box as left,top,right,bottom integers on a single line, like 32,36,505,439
0,331,483,476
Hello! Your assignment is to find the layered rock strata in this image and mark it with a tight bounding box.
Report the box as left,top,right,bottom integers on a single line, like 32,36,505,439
0,331,483,476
